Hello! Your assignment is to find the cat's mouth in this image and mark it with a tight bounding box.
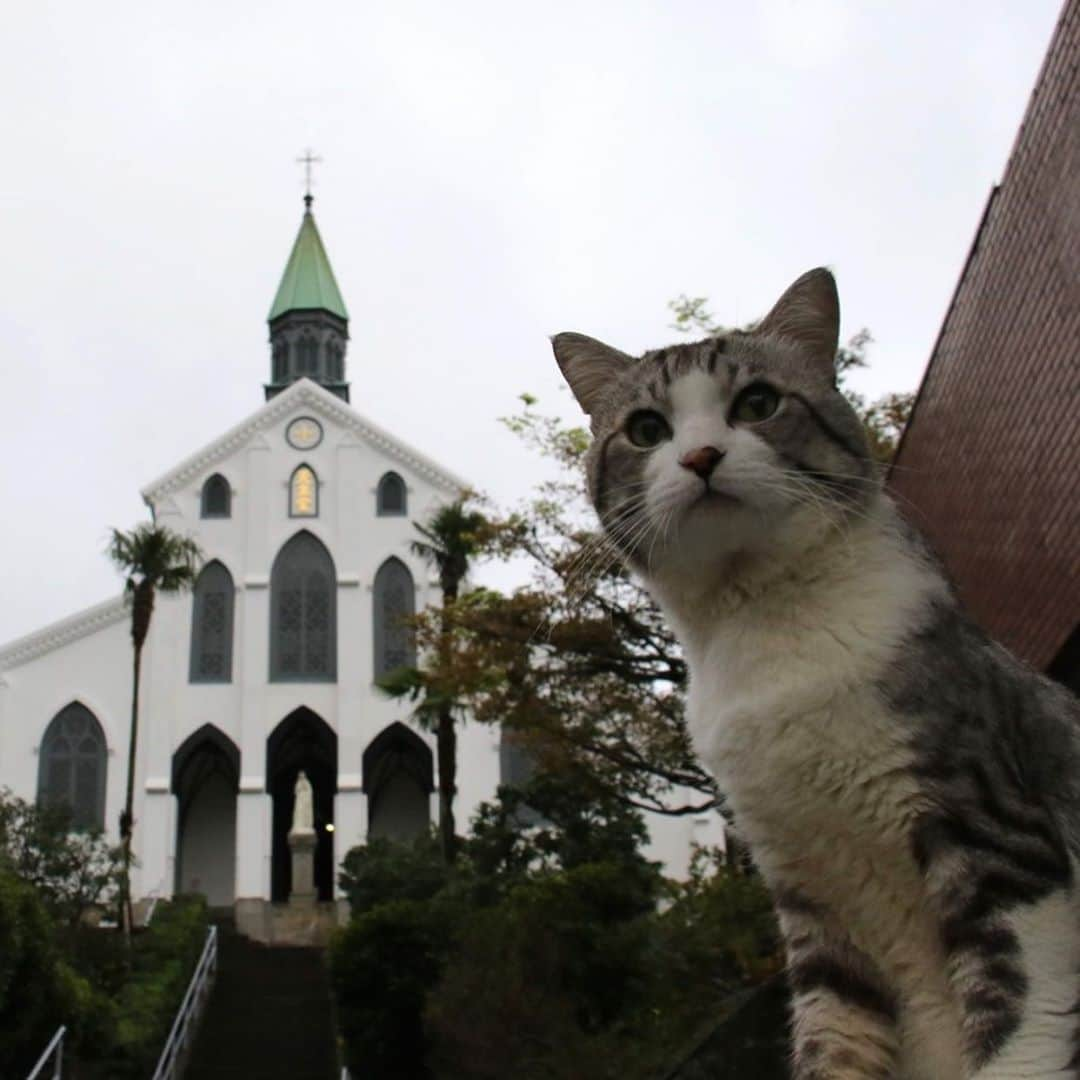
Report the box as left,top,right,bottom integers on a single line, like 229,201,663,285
691,486,741,509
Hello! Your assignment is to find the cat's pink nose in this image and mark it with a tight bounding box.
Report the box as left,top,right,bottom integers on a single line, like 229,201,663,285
679,445,725,479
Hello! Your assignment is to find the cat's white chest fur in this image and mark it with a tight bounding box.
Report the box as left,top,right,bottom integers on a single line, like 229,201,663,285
663,520,967,1075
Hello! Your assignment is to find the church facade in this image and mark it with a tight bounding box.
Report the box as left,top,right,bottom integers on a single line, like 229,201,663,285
0,198,721,922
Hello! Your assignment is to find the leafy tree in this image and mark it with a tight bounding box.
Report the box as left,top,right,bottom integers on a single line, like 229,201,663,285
0,789,123,927
393,407,719,822
383,498,493,864
332,770,665,1077
107,523,201,938
338,832,449,915
0,867,87,1077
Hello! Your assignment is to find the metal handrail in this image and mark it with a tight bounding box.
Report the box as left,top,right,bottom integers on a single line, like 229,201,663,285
25,1025,65,1080
151,924,218,1080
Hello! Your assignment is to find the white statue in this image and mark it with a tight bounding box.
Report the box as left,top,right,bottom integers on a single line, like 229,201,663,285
291,770,315,834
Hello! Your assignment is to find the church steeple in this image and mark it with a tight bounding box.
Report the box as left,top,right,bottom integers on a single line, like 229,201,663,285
266,196,350,402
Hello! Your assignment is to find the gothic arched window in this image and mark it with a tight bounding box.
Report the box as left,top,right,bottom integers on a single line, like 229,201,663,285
290,465,318,518
373,557,416,679
189,560,235,683
328,342,343,381
37,703,107,830
273,342,289,382
271,532,337,682
376,472,407,517
297,334,319,376
201,474,231,519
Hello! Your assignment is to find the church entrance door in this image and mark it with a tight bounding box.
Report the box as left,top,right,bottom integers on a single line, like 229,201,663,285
363,722,434,841
172,725,240,908
267,708,337,902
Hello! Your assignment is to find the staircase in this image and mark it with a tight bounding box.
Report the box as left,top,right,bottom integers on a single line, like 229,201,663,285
185,918,338,1080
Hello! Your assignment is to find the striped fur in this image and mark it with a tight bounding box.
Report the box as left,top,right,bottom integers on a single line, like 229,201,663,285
553,269,1080,1078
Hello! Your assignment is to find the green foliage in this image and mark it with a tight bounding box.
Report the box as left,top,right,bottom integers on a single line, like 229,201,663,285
94,896,209,1079
0,788,123,927
106,523,202,607
400,404,717,819
426,867,657,1080
467,772,660,904
338,833,449,914
0,867,85,1077
330,774,785,1078
107,520,203,935
0,870,207,1080
410,496,495,603
332,898,454,1079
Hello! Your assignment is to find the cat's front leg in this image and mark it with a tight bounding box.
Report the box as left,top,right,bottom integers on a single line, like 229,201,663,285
776,887,901,1080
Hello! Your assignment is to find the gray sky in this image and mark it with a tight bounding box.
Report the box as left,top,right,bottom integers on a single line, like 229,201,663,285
0,0,1063,643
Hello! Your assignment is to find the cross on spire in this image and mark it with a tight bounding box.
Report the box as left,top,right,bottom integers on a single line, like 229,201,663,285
296,148,322,209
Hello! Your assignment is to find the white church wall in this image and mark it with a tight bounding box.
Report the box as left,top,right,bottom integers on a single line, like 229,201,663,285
0,608,135,869
454,720,504,833
641,802,727,880
2,374,720,912
136,387,477,901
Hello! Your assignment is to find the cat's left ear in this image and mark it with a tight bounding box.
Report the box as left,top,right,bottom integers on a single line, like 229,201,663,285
551,332,633,417
754,268,840,374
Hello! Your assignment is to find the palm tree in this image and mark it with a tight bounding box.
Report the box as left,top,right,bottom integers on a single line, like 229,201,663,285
107,523,201,936
409,498,490,864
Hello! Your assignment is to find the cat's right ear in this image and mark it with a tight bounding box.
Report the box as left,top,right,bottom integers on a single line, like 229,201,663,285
551,333,633,417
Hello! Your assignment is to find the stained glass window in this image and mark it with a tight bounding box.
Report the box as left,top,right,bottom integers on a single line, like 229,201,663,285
290,465,318,517
376,472,406,516
271,532,336,681
201,474,231,518
37,703,107,830
373,558,416,679
190,561,234,682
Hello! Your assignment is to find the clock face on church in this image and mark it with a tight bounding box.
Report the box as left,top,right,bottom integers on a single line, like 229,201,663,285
286,417,323,450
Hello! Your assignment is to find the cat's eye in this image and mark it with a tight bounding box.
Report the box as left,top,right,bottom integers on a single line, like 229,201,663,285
731,383,780,424
625,410,672,448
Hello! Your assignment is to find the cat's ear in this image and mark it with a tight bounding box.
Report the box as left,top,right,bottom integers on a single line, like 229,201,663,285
551,333,633,417
754,268,840,372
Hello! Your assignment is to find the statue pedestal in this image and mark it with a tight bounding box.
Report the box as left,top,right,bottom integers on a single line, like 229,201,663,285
288,828,317,907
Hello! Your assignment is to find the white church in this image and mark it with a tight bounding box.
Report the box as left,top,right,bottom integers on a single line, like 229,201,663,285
0,196,721,933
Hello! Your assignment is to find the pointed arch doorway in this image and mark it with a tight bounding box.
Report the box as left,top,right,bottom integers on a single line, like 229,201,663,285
267,708,337,902
172,725,240,907
363,722,433,841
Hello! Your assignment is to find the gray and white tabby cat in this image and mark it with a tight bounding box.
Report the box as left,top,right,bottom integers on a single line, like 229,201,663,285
552,268,1080,1079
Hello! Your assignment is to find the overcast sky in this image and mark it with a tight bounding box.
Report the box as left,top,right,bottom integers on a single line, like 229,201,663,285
0,0,1063,644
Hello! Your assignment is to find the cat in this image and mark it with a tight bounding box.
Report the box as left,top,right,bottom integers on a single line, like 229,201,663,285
552,267,1080,1079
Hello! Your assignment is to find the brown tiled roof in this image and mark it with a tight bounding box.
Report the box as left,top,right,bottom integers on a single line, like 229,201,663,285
889,0,1079,670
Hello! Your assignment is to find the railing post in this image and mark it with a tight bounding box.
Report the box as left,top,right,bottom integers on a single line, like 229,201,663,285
151,924,218,1080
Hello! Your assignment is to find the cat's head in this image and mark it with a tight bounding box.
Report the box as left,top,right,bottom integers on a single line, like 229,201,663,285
552,268,877,589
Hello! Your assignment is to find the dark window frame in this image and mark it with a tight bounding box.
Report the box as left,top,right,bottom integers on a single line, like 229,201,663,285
372,557,416,680
37,702,107,831
376,472,407,517
189,560,235,683
270,531,337,683
200,474,232,519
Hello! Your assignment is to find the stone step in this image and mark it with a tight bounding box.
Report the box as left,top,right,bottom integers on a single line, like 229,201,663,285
185,921,338,1080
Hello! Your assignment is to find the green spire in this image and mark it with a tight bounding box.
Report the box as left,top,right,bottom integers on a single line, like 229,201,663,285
268,199,348,322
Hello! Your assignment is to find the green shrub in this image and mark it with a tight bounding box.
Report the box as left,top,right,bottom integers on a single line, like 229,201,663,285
0,788,123,927
0,867,81,1077
331,897,458,1079
338,832,448,914
101,895,209,1079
